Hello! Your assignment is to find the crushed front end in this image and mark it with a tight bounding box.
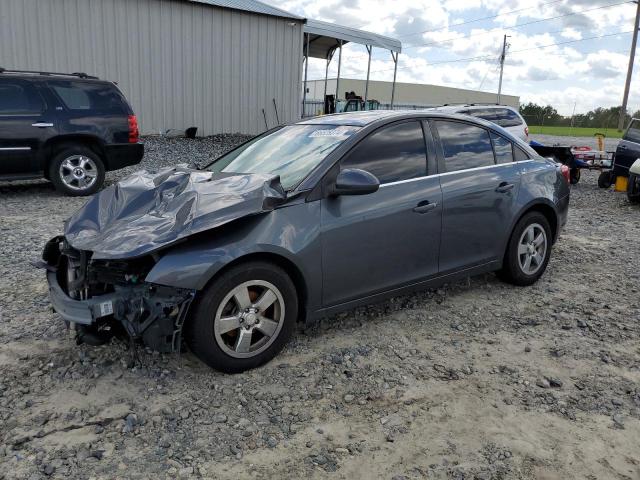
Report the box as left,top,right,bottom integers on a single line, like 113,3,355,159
41,236,195,352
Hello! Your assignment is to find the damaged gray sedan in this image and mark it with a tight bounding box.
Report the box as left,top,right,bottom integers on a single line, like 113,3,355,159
42,111,570,373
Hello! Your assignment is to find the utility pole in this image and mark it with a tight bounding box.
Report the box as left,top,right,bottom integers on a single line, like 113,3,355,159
497,34,509,105
618,0,640,131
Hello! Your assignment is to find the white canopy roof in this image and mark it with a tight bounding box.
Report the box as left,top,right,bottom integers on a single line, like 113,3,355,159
304,19,402,59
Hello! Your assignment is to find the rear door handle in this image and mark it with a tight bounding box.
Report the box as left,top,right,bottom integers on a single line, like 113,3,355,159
413,201,437,214
619,145,627,149
495,182,515,193
32,122,54,128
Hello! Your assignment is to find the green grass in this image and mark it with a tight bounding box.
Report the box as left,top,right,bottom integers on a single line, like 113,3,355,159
528,125,624,138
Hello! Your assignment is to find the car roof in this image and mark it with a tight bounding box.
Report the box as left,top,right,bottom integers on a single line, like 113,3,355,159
425,104,517,111
296,109,509,129
297,110,407,126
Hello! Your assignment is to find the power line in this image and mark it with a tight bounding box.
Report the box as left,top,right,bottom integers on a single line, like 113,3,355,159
397,0,566,38
422,26,578,52
353,0,565,36
403,0,633,50
508,29,633,55
340,30,632,76
313,0,632,65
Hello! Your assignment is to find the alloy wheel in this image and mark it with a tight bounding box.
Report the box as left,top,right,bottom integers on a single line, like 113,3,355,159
517,223,547,275
59,155,98,191
213,280,285,359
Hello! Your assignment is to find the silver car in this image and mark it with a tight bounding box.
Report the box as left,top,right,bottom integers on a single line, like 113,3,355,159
426,105,530,142
43,111,570,373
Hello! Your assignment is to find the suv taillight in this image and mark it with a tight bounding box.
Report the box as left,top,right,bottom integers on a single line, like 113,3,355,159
524,126,529,137
128,115,139,143
560,164,570,183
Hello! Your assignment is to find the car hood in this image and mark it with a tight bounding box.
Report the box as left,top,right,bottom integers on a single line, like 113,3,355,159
64,165,286,260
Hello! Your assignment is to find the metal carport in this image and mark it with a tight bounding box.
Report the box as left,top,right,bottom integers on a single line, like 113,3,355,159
302,19,402,115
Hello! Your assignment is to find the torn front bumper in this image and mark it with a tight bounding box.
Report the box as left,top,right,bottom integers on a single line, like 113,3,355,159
47,269,121,326
43,238,196,352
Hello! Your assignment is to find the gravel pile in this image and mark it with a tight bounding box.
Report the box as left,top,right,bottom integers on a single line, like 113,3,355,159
1,134,639,479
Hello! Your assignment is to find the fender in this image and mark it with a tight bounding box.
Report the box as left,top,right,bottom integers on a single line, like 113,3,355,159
502,197,561,255
144,201,323,311
146,241,310,291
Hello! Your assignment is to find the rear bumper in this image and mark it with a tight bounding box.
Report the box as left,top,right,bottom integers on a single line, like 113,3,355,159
556,193,570,240
103,143,144,171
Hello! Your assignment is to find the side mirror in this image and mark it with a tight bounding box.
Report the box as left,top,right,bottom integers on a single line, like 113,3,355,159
330,168,380,196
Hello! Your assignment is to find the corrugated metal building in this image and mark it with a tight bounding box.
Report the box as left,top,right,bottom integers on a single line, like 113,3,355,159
304,78,520,110
0,0,305,135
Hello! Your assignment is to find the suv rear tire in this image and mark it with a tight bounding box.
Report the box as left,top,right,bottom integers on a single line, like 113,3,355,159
498,212,552,286
186,261,298,373
49,146,105,196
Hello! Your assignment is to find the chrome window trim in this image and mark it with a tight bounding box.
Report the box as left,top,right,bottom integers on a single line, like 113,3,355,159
0,147,31,151
379,160,534,188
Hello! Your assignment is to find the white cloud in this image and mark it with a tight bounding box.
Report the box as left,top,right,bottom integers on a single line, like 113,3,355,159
561,28,583,40
270,0,639,115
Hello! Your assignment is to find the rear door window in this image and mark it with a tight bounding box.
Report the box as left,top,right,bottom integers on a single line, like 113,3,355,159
0,79,44,115
624,119,640,143
469,108,522,127
435,121,495,172
48,80,128,114
514,146,530,162
491,132,514,164
340,121,427,184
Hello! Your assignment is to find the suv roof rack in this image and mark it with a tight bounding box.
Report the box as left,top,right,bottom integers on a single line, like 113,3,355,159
0,68,99,79
466,103,502,106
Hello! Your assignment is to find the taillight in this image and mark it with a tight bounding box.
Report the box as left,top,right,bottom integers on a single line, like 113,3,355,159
560,164,570,183
128,115,139,143
524,126,529,137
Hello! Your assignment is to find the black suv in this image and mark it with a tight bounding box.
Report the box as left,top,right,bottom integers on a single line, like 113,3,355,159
0,69,143,195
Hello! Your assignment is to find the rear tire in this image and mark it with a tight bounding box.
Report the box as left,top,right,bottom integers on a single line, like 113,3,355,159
498,212,552,286
598,171,613,189
186,261,298,373
570,168,580,185
49,146,105,196
628,173,640,204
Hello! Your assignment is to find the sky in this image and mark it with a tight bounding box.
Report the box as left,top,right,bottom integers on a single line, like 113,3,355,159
269,0,639,115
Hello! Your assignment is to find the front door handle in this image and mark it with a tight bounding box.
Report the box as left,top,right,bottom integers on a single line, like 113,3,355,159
413,201,437,214
495,182,515,193
32,122,53,128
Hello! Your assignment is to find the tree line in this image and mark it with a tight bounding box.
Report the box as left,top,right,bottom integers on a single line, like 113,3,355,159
519,102,640,129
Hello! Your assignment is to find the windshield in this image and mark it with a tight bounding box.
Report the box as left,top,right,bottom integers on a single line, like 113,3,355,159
205,124,360,190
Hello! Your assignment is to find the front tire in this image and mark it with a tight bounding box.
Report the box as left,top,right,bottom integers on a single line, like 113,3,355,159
186,261,298,373
49,146,105,196
498,212,552,286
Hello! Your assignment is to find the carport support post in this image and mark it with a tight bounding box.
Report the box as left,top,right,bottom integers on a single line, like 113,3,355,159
364,45,372,106
323,50,333,114
335,40,343,106
390,51,399,109
302,33,309,118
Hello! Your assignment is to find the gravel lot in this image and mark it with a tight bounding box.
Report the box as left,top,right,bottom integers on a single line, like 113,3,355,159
1,134,639,479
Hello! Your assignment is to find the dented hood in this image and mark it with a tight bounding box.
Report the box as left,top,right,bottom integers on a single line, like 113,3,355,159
64,165,287,259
